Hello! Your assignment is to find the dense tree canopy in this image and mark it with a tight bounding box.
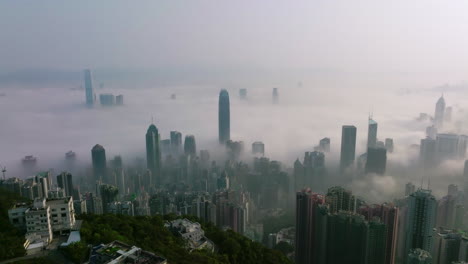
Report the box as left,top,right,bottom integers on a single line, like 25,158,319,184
79,213,291,264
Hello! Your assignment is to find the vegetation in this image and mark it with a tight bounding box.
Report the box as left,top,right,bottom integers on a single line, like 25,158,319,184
10,257,54,264
79,213,292,264
60,241,89,264
0,188,28,261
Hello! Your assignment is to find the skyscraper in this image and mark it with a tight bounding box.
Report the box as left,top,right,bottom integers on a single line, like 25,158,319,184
218,89,230,144
170,131,182,156
146,124,161,186
404,189,437,257
84,69,94,106
252,141,265,156
385,138,394,153
91,144,107,182
434,95,446,129
420,137,436,167
184,135,197,156
368,118,378,148
56,172,73,198
319,137,331,152
365,147,387,175
295,189,326,264
340,125,357,171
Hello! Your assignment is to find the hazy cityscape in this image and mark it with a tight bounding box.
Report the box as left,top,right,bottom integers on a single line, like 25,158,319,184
1,1,468,264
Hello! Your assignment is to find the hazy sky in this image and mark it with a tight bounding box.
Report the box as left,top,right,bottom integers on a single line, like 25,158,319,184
2,0,468,77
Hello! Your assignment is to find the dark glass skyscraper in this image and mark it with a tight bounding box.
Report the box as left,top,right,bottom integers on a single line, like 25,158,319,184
340,125,357,171
365,147,387,175
218,89,230,144
368,118,378,148
170,131,182,156
56,172,73,198
146,124,161,186
84,69,94,106
184,135,197,156
91,144,107,182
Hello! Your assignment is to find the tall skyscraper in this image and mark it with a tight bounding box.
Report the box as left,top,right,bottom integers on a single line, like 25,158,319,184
420,137,436,167
319,137,331,152
340,125,357,171
326,212,369,264
385,138,394,153
295,189,326,264
434,95,446,129
170,131,182,156
368,118,378,148
218,89,230,144
184,135,197,156
84,69,94,106
252,141,265,156
146,124,161,186
56,172,73,197
365,147,387,175
91,144,107,182
404,189,437,257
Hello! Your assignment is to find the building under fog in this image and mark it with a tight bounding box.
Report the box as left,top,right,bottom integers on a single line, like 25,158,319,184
91,144,107,182
340,125,357,171
365,147,387,175
146,124,161,186
434,95,446,129
252,141,265,156
84,69,94,106
218,90,230,144
367,118,378,149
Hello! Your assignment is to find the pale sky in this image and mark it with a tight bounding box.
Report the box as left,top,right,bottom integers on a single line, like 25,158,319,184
2,0,468,76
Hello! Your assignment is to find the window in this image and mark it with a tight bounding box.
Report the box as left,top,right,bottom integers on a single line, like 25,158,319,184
61,208,66,211
61,213,66,217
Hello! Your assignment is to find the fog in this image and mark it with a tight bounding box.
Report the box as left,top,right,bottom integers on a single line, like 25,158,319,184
2,1,468,202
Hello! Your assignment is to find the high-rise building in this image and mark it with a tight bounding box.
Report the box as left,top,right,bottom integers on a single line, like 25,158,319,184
434,95,446,129
436,133,460,161
326,212,369,264
340,125,357,171
433,229,464,264
295,189,326,264
218,89,230,144
184,135,197,156
358,203,399,264
56,172,73,198
420,137,436,167
100,184,118,214
99,93,115,106
84,69,94,106
385,138,394,153
252,141,265,156
91,144,107,182
319,137,331,152
404,189,437,257
365,147,387,175
170,131,182,156
303,151,326,190
368,118,378,149
116,94,124,105
326,186,355,214
146,124,161,186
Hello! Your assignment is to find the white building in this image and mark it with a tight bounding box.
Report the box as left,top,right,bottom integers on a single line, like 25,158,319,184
25,198,53,243
48,197,75,233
